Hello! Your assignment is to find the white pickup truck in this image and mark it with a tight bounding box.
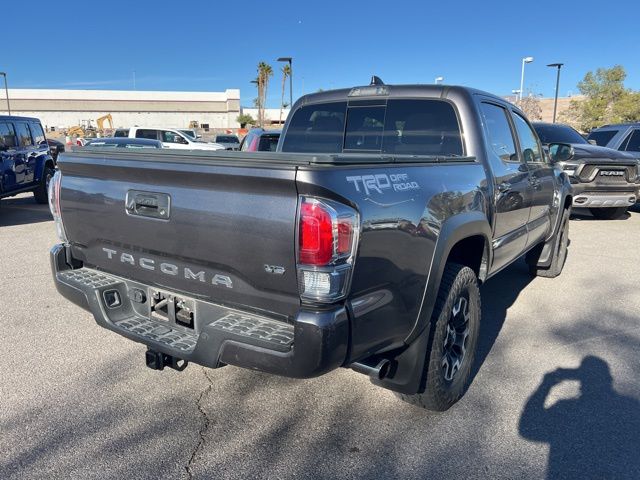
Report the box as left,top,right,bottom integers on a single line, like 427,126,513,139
113,127,223,151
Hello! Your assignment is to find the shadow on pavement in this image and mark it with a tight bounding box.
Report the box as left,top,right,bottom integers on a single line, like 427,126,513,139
0,196,52,227
519,356,640,479
571,207,632,221
473,258,534,382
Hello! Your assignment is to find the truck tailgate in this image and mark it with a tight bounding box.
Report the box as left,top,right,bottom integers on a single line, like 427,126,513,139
58,153,301,319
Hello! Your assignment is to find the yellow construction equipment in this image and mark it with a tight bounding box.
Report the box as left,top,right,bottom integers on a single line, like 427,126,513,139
67,126,85,137
96,114,113,131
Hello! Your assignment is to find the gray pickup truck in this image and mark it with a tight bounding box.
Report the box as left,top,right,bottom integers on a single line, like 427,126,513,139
49,80,572,411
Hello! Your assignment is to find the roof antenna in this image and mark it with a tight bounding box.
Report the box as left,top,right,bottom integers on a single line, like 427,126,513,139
370,76,385,86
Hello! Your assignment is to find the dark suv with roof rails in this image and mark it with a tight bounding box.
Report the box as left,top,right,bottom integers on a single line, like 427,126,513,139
0,116,55,207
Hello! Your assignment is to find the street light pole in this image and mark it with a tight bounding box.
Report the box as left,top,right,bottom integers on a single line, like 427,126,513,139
277,57,293,109
435,76,444,84
519,56,534,102
0,72,10,115
547,63,564,123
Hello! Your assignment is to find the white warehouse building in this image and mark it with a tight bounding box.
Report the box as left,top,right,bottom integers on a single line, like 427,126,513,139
1,88,241,131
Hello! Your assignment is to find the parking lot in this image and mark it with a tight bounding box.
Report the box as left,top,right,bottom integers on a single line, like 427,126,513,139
1,194,639,480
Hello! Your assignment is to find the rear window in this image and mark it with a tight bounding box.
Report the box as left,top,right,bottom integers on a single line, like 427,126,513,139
281,99,463,156
281,102,346,153
216,135,239,143
258,134,280,151
586,129,618,147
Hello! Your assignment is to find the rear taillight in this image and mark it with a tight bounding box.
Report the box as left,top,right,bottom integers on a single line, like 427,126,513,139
297,196,359,302
48,170,68,243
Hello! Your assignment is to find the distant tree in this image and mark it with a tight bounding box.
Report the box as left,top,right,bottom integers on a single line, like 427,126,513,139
236,113,255,128
562,65,640,131
255,62,273,127
279,63,291,125
517,94,542,121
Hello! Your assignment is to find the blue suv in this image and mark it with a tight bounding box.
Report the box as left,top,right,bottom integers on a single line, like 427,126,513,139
0,116,55,206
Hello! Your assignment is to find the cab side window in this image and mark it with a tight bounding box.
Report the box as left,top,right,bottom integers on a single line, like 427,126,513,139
512,113,543,163
480,103,518,163
0,122,17,149
15,122,33,147
161,130,184,143
29,122,46,146
136,129,159,140
621,129,640,152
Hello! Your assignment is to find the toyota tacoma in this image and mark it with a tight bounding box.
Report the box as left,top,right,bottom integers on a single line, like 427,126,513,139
49,81,572,410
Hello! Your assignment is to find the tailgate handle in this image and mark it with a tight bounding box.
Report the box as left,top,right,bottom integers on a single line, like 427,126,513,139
125,190,171,220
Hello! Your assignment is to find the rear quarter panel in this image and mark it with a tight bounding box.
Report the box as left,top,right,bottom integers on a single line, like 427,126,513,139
296,161,489,361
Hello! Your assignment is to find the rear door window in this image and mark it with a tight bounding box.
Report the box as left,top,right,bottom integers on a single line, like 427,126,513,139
0,122,17,149
114,129,129,137
14,122,33,147
135,129,159,140
586,129,618,147
258,134,280,151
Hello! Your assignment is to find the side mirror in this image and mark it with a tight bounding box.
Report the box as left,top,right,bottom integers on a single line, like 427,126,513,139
548,142,574,163
588,139,597,146
176,135,188,144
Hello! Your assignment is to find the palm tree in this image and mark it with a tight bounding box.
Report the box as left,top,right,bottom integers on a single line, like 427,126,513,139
257,62,273,126
279,64,291,125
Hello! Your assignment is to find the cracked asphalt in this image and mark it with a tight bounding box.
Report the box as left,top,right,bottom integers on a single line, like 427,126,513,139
1,193,639,479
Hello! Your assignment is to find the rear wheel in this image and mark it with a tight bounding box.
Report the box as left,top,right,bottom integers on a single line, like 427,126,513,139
589,207,627,220
395,263,480,411
528,207,570,278
34,165,54,204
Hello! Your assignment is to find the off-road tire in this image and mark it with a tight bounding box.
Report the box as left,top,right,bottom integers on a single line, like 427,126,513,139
589,207,627,220
33,165,54,204
528,207,570,278
395,263,480,411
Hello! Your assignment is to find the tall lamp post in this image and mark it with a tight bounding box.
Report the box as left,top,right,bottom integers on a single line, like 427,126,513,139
519,56,534,101
435,76,444,84
0,72,10,115
547,63,564,123
277,57,293,109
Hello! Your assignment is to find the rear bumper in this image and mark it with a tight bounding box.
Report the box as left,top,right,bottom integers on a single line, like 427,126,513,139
50,244,349,378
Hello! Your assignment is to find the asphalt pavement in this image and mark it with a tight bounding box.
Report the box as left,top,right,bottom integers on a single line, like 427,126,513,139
1,193,639,480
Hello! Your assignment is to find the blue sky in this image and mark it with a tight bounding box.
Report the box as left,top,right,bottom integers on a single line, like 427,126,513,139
3,0,639,107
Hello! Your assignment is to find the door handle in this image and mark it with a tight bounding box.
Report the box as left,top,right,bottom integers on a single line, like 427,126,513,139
125,190,171,220
497,182,511,193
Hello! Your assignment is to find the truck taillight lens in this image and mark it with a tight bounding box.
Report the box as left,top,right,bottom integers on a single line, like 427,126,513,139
48,170,68,243
297,196,359,302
